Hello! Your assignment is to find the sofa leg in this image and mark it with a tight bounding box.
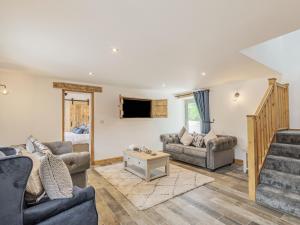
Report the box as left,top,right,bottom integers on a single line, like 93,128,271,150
209,168,216,172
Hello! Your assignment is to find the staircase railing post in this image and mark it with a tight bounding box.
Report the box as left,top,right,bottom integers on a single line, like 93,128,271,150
285,83,290,129
247,115,258,201
268,78,278,131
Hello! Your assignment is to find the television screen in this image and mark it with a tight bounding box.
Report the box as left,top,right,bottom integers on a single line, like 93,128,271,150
122,99,151,118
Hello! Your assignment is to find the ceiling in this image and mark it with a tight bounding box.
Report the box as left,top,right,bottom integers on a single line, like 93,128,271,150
242,29,300,78
1,0,300,91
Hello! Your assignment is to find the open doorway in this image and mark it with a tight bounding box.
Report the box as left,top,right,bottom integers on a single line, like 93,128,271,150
62,90,95,163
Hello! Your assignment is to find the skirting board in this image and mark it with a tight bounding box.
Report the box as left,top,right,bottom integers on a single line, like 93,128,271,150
94,156,123,166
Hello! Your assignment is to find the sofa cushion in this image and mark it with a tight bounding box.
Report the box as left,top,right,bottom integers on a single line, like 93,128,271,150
165,144,184,154
178,126,187,138
26,136,50,155
192,133,204,148
180,131,194,146
40,152,73,200
17,149,45,203
183,146,207,158
204,130,218,146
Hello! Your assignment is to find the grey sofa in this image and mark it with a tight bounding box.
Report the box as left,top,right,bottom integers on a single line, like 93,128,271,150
18,141,90,188
0,147,98,225
160,133,237,170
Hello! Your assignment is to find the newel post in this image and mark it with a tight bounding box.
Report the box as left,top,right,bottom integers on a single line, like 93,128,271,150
268,78,278,131
247,115,258,201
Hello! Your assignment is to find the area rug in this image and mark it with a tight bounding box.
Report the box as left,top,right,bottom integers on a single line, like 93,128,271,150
95,163,214,210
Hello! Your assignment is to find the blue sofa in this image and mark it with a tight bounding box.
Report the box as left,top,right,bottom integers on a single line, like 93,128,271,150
0,147,98,225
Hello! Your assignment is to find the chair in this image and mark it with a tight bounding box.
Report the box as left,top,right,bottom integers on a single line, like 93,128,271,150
0,147,99,225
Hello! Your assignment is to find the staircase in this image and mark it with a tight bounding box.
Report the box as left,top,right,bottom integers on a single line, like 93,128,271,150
256,130,300,217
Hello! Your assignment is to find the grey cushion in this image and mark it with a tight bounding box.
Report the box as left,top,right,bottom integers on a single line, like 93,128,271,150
183,146,207,158
40,152,73,200
165,144,184,154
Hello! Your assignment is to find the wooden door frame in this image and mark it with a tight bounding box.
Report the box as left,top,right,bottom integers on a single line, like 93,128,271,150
62,90,95,165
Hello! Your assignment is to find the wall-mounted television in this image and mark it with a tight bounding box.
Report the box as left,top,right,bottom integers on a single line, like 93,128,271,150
120,97,152,118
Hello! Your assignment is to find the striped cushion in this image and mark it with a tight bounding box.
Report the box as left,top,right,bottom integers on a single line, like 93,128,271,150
40,152,73,199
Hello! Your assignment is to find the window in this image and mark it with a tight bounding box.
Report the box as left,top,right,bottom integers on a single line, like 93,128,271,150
185,98,201,133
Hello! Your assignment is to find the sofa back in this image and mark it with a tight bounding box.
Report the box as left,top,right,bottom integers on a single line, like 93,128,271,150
44,141,73,155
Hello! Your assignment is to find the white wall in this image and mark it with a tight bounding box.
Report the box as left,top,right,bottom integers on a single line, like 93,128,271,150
281,74,300,129
0,72,185,160
210,78,269,159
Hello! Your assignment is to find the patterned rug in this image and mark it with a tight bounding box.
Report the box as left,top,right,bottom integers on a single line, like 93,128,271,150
95,163,214,210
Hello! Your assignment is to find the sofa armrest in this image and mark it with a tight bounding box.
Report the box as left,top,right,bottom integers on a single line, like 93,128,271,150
160,133,180,144
44,141,73,155
58,152,90,175
207,136,237,152
24,186,96,225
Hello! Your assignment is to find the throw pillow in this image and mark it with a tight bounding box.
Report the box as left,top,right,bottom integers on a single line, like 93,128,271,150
180,131,194,146
204,130,218,146
26,136,36,153
40,151,73,199
17,149,45,203
0,151,6,158
192,133,204,148
26,136,50,155
178,126,187,138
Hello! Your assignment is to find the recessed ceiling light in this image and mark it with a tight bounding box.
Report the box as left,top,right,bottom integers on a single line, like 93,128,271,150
162,83,166,88
112,48,119,53
201,72,206,76
88,72,94,76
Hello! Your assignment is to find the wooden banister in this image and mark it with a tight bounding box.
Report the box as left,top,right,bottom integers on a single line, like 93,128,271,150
247,78,289,201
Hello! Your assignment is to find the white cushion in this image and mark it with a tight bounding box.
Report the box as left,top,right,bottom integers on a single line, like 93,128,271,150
40,152,73,200
180,131,194,146
178,126,187,138
204,130,218,146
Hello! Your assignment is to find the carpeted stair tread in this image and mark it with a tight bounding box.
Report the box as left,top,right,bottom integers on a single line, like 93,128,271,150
256,184,300,217
260,169,300,194
276,130,300,145
264,155,300,175
270,143,300,159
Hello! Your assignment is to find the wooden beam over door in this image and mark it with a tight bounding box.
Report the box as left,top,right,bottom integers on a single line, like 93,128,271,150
53,82,102,93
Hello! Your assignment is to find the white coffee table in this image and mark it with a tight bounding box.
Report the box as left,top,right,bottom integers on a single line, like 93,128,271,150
123,150,170,182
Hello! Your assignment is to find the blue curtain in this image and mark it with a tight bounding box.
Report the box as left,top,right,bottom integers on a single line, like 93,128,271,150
193,90,211,134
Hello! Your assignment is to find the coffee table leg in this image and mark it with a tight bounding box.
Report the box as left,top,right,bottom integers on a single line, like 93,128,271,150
165,157,170,176
146,164,150,182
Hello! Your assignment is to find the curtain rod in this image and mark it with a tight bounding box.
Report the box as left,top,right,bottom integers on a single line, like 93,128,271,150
174,88,209,99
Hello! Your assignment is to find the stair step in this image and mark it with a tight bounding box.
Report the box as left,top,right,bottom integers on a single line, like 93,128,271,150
270,143,300,159
260,169,300,194
256,184,300,218
264,155,300,175
276,130,300,145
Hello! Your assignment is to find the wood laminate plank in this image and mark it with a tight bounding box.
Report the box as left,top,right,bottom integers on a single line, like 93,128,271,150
88,161,300,225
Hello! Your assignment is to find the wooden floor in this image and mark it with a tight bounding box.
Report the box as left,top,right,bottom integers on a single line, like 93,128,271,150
88,161,300,225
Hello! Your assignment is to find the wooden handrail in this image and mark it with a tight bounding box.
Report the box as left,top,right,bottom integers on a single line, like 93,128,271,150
247,78,289,201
